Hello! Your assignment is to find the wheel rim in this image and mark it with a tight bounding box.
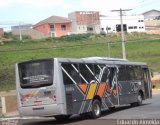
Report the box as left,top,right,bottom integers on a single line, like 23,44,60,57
94,103,100,116
138,95,142,104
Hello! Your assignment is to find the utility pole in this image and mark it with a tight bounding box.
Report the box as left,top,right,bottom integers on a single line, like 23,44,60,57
111,8,132,59
19,22,22,41
106,25,111,57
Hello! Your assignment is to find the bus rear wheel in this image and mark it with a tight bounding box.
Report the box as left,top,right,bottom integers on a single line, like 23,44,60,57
137,93,142,106
90,99,101,119
131,93,143,107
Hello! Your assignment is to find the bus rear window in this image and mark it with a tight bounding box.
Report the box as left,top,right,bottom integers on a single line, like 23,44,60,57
18,59,53,88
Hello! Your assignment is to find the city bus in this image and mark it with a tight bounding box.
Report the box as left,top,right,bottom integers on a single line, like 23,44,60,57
15,57,152,120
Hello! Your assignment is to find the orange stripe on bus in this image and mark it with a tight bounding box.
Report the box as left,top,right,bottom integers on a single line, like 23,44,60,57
97,82,106,97
86,83,97,100
79,84,88,93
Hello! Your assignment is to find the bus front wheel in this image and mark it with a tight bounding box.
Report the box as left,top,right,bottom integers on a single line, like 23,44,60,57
90,99,101,119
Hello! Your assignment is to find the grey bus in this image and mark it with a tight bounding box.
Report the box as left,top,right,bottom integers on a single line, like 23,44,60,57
15,57,152,120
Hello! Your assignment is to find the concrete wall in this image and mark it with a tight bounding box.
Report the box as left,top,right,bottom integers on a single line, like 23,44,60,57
0,91,17,115
12,28,49,39
145,20,160,26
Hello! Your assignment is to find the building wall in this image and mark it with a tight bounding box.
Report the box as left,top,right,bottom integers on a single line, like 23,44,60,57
33,23,50,35
100,15,145,33
145,20,160,26
68,11,101,34
54,23,71,37
0,28,4,36
33,23,71,37
74,11,100,25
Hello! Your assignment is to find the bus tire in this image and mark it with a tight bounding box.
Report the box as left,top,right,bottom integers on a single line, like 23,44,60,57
109,106,115,110
54,115,70,121
136,93,142,106
90,99,101,119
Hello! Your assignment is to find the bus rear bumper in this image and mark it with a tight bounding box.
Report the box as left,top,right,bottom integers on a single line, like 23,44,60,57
19,103,65,117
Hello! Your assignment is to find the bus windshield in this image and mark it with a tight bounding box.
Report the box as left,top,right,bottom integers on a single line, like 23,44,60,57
18,59,53,88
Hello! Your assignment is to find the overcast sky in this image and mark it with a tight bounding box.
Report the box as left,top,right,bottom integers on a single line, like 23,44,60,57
0,0,159,28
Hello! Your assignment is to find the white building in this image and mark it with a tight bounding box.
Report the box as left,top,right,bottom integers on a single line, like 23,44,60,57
100,15,145,33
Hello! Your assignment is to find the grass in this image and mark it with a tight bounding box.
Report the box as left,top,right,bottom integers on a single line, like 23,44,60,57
0,33,160,91
0,114,5,118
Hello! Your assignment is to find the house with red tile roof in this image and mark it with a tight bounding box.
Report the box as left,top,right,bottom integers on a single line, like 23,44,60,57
33,16,72,37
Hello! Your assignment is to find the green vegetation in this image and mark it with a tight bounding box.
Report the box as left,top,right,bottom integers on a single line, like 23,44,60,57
0,32,160,91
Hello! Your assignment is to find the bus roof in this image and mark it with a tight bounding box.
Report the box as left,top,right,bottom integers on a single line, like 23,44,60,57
57,57,147,66
17,57,147,67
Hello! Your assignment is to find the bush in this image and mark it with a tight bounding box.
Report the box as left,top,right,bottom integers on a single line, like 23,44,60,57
4,32,19,41
56,33,94,42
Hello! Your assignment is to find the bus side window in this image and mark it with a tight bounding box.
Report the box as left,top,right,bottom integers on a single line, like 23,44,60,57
62,63,80,85
79,64,95,84
126,66,135,81
94,65,101,81
134,66,142,80
94,64,105,82
101,66,109,83
118,65,126,81
109,67,116,87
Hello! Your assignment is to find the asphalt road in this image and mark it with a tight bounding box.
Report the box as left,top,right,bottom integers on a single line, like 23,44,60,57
1,92,160,125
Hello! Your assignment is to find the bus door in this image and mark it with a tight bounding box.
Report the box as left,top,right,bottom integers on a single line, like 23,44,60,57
107,66,119,105
142,68,152,99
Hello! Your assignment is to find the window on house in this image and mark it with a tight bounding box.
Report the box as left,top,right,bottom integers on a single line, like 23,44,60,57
101,28,104,31
87,27,93,31
106,27,111,30
128,26,133,29
134,26,137,29
50,25,55,31
61,25,66,31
